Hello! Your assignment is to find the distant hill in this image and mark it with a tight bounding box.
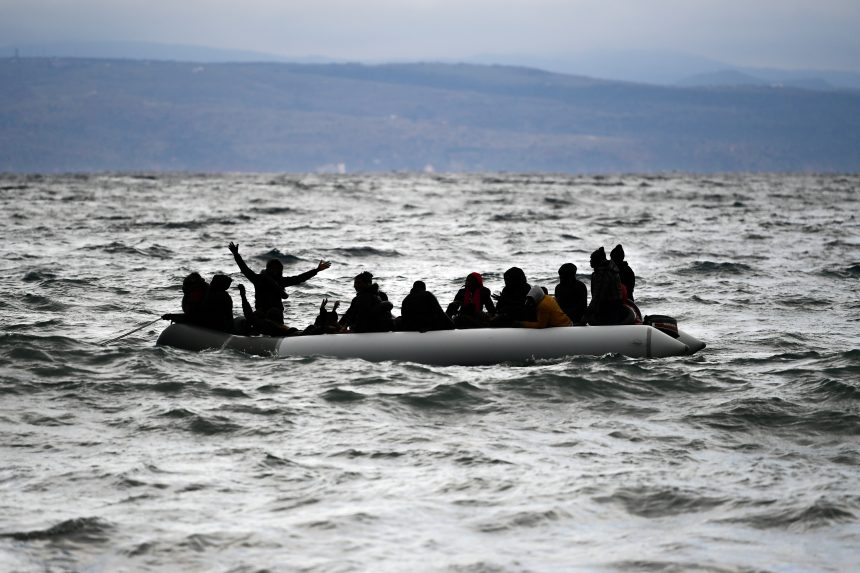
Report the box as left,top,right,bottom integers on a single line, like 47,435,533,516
1,58,858,173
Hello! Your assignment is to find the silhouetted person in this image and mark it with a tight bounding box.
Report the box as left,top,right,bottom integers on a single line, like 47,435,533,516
228,241,330,324
237,284,298,336
554,263,588,324
582,247,633,326
610,244,636,301
516,285,573,328
339,271,394,333
304,298,341,335
493,266,531,325
200,274,235,333
180,272,208,325
446,272,495,328
400,281,454,332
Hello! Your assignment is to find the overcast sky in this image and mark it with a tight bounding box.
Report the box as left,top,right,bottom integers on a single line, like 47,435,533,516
3,0,859,71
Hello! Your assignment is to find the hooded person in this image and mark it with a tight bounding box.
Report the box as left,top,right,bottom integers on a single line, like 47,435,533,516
554,263,588,324
339,271,395,333
400,281,455,332
493,267,531,323
516,285,573,329
610,244,636,301
446,272,495,328
179,272,208,324
228,241,331,325
200,274,235,333
582,247,634,326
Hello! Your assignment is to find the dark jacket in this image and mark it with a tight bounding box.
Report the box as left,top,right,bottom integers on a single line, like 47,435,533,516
201,274,234,333
232,252,319,323
340,284,394,333
402,289,455,332
496,267,531,321
445,273,496,316
616,260,635,301
554,278,588,323
584,261,628,325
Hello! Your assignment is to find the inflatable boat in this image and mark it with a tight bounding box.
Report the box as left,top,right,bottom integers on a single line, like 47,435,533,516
156,323,705,366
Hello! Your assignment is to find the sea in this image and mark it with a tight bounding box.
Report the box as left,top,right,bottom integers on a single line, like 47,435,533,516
0,172,858,573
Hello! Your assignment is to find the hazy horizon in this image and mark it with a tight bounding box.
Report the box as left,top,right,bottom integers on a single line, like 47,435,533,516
2,0,859,73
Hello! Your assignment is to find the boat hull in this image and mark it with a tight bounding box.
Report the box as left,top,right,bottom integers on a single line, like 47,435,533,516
156,323,705,366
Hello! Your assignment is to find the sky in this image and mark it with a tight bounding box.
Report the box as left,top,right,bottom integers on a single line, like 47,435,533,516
2,0,860,72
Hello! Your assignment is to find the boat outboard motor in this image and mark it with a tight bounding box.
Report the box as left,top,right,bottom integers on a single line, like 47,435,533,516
644,315,679,338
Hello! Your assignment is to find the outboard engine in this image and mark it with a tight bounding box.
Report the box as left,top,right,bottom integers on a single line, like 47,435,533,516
644,315,679,338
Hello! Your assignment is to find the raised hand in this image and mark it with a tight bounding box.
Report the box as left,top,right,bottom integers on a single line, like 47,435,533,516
228,242,239,255
320,297,329,312
332,301,340,312
317,260,332,272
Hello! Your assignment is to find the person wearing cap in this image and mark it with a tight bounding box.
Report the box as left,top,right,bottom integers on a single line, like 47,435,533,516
516,285,573,329
582,246,633,325
228,241,330,325
610,244,636,301
554,263,588,324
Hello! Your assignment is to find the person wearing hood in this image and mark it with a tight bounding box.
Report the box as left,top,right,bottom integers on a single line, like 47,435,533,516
199,274,235,333
400,281,455,332
228,241,331,325
493,266,531,324
163,272,210,326
516,285,573,329
339,271,395,333
179,272,208,325
554,263,588,324
582,247,634,326
446,272,495,328
610,244,636,301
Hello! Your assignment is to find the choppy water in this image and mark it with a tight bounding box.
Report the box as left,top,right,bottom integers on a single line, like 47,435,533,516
1,172,858,572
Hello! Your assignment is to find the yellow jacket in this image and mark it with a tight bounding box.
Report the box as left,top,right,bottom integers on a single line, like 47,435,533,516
520,295,573,329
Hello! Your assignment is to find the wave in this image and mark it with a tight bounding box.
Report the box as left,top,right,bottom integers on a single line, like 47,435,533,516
678,261,753,275
394,381,488,411
82,241,174,258
595,486,727,518
720,498,855,530
331,246,402,258
1,516,112,543
690,397,860,435
255,249,302,264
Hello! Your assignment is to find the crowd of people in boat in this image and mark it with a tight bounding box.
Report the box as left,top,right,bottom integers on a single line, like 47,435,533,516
163,242,639,336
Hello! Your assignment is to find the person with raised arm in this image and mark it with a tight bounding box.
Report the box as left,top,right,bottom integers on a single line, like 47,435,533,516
228,241,330,325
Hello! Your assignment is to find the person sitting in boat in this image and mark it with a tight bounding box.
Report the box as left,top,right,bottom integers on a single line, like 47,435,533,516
163,272,210,325
237,284,299,337
446,272,495,329
228,242,330,324
399,281,454,332
610,244,636,301
515,285,573,329
582,247,635,326
339,271,394,333
554,263,588,324
199,274,236,333
492,267,531,326
303,298,341,335
179,272,208,325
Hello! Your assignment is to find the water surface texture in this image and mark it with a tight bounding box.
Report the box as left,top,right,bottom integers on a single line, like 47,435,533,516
1,173,858,572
